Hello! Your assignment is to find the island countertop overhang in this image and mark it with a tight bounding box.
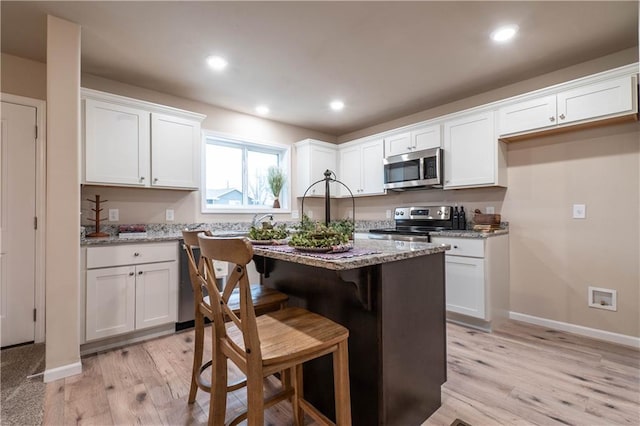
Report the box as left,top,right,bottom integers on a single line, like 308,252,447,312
252,238,450,271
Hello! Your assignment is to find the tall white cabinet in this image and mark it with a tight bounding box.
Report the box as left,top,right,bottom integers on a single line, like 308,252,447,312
82,89,205,190
443,110,507,189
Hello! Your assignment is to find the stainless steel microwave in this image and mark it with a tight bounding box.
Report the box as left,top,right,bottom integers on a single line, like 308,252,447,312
383,147,443,191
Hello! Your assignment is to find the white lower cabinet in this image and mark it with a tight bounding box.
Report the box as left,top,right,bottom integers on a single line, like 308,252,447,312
431,234,509,329
444,256,486,319
84,242,178,342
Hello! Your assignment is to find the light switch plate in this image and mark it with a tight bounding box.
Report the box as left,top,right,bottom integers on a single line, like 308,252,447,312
165,209,175,221
386,210,392,219
291,210,299,219
572,204,586,219
486,206,495,214
108,209,119,222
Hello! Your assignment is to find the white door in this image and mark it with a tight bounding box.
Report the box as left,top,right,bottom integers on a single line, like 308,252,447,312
135,261,177,330
86,265,136,341
1,101,37,347
360,139,384,195
151,113,200,189
84,98,150,186
444,256,486,319
443,111,496,188
339,145,361,195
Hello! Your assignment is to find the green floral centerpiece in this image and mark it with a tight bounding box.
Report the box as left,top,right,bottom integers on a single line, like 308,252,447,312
248,222,289,244
289,214,354,252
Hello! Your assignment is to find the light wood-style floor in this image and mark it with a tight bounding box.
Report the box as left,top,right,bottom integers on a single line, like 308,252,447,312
43,320,640,425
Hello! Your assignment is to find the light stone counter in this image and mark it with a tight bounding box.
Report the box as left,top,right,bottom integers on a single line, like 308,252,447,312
252,238,449,271
428,228,509,239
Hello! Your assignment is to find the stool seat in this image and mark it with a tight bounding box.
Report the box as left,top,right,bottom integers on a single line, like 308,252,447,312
225,307,349,369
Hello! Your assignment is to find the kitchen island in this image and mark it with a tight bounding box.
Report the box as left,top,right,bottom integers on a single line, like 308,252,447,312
253,238,449,426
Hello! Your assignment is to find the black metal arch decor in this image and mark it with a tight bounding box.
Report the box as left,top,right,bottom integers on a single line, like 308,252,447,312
300,169,355,228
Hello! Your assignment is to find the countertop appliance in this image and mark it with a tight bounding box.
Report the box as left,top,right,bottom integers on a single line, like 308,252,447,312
383,147,443,191
369,206,453,242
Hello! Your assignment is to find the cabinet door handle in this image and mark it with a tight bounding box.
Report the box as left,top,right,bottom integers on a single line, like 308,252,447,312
559,113,566,120
138,271,143,275
549,116,555,122
453,245,458,249
134,252,140,257
153,178,158,183
406,146,412,150
140,176,145,182
129,272,134,276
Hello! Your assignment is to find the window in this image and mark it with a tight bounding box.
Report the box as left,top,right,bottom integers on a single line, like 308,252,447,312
202,132,290,212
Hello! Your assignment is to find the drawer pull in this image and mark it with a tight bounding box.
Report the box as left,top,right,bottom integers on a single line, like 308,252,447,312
129,272,134,276
138,271,143,275
453,245,458,249
134,252,140,257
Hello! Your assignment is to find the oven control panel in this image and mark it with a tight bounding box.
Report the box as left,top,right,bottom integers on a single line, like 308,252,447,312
394,206,452,220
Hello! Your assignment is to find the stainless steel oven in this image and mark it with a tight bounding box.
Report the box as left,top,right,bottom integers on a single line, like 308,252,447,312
368,205,453,242
383,147,443,191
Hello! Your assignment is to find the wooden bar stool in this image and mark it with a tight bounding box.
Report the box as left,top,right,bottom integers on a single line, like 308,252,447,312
181,229,288,406
198,234,351,426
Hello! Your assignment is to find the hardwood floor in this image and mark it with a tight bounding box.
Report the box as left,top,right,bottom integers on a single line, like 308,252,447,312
43,321,640,425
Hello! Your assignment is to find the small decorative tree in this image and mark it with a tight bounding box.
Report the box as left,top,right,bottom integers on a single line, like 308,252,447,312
267,166,286,208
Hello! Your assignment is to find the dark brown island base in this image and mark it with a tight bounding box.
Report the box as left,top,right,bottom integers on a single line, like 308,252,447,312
253,238,450,426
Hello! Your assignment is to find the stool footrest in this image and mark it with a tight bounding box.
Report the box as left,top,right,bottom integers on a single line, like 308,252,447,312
196,359,247,393
228,386,295,426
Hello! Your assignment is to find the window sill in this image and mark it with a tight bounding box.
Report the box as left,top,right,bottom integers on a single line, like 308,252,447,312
201,207,291,215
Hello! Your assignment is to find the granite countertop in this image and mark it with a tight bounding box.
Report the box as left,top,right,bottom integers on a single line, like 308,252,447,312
81,230,249,246
429,229,509,239
252,238,449,271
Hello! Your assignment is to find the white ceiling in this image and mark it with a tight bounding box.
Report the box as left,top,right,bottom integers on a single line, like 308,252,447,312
1,1,638,136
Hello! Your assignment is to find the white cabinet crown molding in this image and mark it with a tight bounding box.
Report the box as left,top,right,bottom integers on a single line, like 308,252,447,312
81,88,206,122
339,62,638,149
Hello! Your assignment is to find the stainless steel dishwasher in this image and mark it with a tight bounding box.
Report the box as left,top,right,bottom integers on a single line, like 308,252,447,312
176,239,227,331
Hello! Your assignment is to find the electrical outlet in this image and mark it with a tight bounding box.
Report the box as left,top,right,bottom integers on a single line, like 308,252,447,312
386,210,391,219
307,210,313,219
486,206,495,214
165,209,175,221
108,209,119,222
346,210,353,219
572,204,586,219
291,210,299,219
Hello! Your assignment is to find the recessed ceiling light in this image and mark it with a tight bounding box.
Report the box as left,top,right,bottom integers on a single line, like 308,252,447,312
206,55,228,71
490,25,519,43
330,100,345,111
255,105,269,115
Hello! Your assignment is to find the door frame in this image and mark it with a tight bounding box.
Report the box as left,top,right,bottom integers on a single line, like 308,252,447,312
1,93,46,343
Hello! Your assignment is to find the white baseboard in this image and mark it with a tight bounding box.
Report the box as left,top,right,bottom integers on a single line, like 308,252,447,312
509,311,640,349
43,361,83,383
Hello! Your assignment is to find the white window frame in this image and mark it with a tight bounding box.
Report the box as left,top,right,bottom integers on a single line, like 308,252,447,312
201,130,291,214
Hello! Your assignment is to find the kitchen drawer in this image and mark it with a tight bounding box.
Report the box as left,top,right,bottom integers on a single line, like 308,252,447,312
87,242,177,269
431,237,484,258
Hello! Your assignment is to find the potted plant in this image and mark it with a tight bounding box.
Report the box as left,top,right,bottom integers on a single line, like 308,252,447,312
267,166,286,208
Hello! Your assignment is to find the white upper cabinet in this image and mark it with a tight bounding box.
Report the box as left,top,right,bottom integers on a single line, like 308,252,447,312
82,89,205,189
444,110,506,189
338,138,385,197
384,124,441,157
498,74,637,138
498,95,557,136
84,99,150,186
151,113,200,189
557,75,635,125
383,132,411,157
295,139,338,197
